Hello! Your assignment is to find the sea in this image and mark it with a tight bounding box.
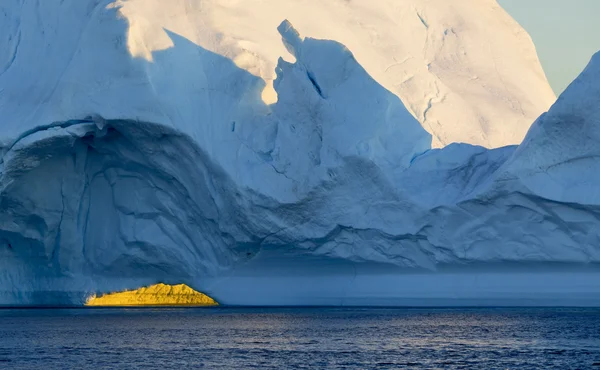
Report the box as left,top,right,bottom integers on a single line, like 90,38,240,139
1,307,599,369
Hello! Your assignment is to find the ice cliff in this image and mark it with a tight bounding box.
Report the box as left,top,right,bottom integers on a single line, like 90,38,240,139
1,0,599,306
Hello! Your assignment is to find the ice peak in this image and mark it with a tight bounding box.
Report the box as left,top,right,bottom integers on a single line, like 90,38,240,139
278,20,303,59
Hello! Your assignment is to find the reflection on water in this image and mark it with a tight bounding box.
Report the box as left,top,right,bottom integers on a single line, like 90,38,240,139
85,283,217,306
1,307,599,369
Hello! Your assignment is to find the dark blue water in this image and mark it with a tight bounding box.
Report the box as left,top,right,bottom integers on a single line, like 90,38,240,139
1,307,600,369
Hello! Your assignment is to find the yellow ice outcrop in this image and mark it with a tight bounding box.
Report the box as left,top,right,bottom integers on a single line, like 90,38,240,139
86,283,217,306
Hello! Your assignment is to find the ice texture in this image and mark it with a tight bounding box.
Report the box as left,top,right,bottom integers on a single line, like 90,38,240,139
1,1,599,306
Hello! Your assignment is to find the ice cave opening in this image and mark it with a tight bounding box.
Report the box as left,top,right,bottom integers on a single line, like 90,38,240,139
0,118,249,306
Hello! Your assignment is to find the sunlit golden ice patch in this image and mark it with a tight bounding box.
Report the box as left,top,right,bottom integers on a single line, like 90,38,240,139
85,283,218,306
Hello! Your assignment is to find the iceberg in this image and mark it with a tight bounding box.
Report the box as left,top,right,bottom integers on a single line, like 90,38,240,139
1,0,599,306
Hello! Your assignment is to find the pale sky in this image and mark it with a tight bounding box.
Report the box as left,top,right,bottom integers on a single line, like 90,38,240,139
499,0,600,95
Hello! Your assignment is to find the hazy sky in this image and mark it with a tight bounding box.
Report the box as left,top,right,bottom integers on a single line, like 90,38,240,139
499,0,600,95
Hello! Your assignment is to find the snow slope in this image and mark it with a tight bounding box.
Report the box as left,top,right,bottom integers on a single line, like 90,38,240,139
1,0,598,306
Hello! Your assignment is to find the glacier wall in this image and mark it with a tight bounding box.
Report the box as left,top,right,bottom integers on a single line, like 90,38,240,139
1,1,600,306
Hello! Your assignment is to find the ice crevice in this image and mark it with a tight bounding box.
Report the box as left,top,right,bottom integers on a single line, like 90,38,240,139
0,29,21,77
416,11,429,29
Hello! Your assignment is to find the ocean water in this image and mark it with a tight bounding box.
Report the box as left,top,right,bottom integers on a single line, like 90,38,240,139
1,307,599,369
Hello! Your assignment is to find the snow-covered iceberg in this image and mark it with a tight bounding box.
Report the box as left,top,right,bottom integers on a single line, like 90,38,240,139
1,0,599,306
